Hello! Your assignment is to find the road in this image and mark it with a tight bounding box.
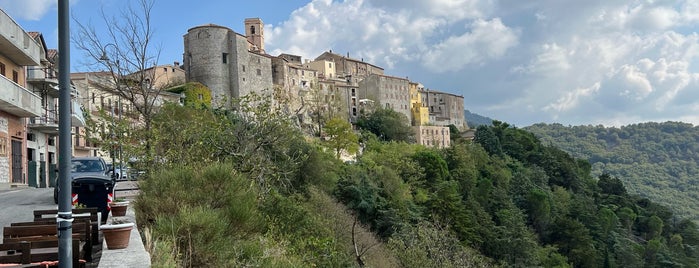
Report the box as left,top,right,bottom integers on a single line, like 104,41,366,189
0,187,56,238
0,180,139,238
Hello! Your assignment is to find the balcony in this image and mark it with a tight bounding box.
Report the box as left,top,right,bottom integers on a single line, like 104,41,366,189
72,100,86,127
0,9,40,65
27,67,59,97
28,109,58,134
0,75,42,117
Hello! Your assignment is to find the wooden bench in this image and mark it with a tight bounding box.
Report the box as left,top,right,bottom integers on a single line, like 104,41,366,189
0,239,83,267
33,208,102,224
3,222,92,262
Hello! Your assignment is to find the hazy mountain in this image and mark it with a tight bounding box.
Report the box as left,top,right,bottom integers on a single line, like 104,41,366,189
464,110,494,128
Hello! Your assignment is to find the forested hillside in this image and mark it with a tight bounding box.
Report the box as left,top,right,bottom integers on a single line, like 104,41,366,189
526,122,699,222
465,109,494,128
133,100,699,267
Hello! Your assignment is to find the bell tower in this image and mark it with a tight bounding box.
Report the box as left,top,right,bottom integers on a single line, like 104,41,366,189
245,18,264,53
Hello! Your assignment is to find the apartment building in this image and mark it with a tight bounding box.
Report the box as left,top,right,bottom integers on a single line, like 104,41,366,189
25,32,85,188
0,9,43,189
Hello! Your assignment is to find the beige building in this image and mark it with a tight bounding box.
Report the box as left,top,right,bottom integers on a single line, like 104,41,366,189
414,125,450,149
314,51,384,80
0,9,43,189
138,63,185,90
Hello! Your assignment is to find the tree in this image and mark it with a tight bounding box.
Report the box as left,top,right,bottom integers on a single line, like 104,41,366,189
323,117,359,159
356,107,414,142
74,0,164,164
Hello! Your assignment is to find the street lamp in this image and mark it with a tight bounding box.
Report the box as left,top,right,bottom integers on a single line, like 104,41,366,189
99,43,123,180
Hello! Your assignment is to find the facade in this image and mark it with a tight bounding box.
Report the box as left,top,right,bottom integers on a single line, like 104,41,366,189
359,74,411,122
409,81,429,126
271,54,318,123
414,125,450,149
138,63,185,90
314,51,384,80
419,89,467,131
25,33,85,188
183,21,273,107
0,9,43,188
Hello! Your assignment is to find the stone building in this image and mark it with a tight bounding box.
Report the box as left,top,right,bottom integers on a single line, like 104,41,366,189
419,89,467,131
138,63,185,90
314,51,383,80
358,74,411,122
183,20,273,107
270,53,318,123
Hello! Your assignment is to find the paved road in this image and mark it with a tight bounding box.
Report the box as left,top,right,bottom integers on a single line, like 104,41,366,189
0,180,139,239
0,187,56,238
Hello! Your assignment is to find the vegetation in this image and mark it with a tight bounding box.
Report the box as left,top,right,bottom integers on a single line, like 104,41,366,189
464,109,494,128
526,121,699,222
134,101,699,267
356,107,414,143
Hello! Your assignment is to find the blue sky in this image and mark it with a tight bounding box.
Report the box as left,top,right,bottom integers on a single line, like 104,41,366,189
2,0,699,127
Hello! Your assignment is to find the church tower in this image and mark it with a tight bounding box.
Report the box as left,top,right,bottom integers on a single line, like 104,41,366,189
245,18,265,53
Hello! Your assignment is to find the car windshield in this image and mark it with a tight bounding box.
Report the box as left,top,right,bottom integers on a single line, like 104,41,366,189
71,159,105,173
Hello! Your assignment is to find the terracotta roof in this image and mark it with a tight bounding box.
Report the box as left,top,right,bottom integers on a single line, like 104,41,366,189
47,49,58,60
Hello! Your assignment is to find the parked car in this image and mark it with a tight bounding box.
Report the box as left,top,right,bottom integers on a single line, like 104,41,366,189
107,163,129,181
54,157,113,204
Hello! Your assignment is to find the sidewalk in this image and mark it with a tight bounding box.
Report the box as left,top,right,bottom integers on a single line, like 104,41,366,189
97,202,151,268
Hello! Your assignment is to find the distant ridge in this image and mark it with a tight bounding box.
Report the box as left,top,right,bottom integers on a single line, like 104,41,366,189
464,110,494,128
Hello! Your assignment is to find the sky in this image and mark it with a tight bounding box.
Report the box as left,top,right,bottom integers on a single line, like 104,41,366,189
1,0,699,127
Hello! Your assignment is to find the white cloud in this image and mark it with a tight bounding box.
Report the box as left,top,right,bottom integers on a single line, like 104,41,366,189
0,0,57,21
422,18,518,72
543,82,600,113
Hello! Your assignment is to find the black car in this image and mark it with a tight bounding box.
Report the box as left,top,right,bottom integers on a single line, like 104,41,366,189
53,157,113,204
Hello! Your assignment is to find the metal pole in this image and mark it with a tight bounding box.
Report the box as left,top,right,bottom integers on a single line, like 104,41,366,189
57,0,73,267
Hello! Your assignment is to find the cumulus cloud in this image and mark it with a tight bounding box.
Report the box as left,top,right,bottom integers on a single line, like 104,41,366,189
422,18,518,72
0,0,56,21
264,0,699,126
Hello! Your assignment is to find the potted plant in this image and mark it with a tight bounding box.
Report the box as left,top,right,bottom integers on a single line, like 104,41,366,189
109,198,129,217
100,217,134,249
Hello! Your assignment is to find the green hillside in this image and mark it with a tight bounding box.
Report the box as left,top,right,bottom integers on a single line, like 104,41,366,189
464,109,494,128
526,121,699,222
132,99,699,267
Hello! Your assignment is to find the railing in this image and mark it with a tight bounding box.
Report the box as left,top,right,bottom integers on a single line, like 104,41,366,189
26,67,58,81
29,110,58,126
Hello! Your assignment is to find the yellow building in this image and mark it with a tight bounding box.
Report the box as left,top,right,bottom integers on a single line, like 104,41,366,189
409,81,429,126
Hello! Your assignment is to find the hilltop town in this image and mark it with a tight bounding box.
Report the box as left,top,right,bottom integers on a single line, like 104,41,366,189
0,14,469,189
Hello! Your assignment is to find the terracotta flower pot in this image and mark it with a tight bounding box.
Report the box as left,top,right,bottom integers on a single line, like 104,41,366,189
110,201,129,217
100,222,134,249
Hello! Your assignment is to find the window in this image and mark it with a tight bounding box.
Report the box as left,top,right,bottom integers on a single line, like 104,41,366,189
250,25,256,35
163,67,167,72
0,62,4,76
26,133,36,141
351,88,355,96
242,65,246,72
222,53,228,64
12,70,18,83
328,63,332,68
256,69,261,76
48,137,55,146
91,93,95,104
352,108,357,116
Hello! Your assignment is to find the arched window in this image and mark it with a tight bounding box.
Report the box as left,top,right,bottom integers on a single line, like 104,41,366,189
250,26,256,35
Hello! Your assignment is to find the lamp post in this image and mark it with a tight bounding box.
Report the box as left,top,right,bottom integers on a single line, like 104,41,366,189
99,44,122,180
57,1,74,266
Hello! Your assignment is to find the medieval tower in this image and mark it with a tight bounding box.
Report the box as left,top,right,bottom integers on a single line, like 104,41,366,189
183,19,273,107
